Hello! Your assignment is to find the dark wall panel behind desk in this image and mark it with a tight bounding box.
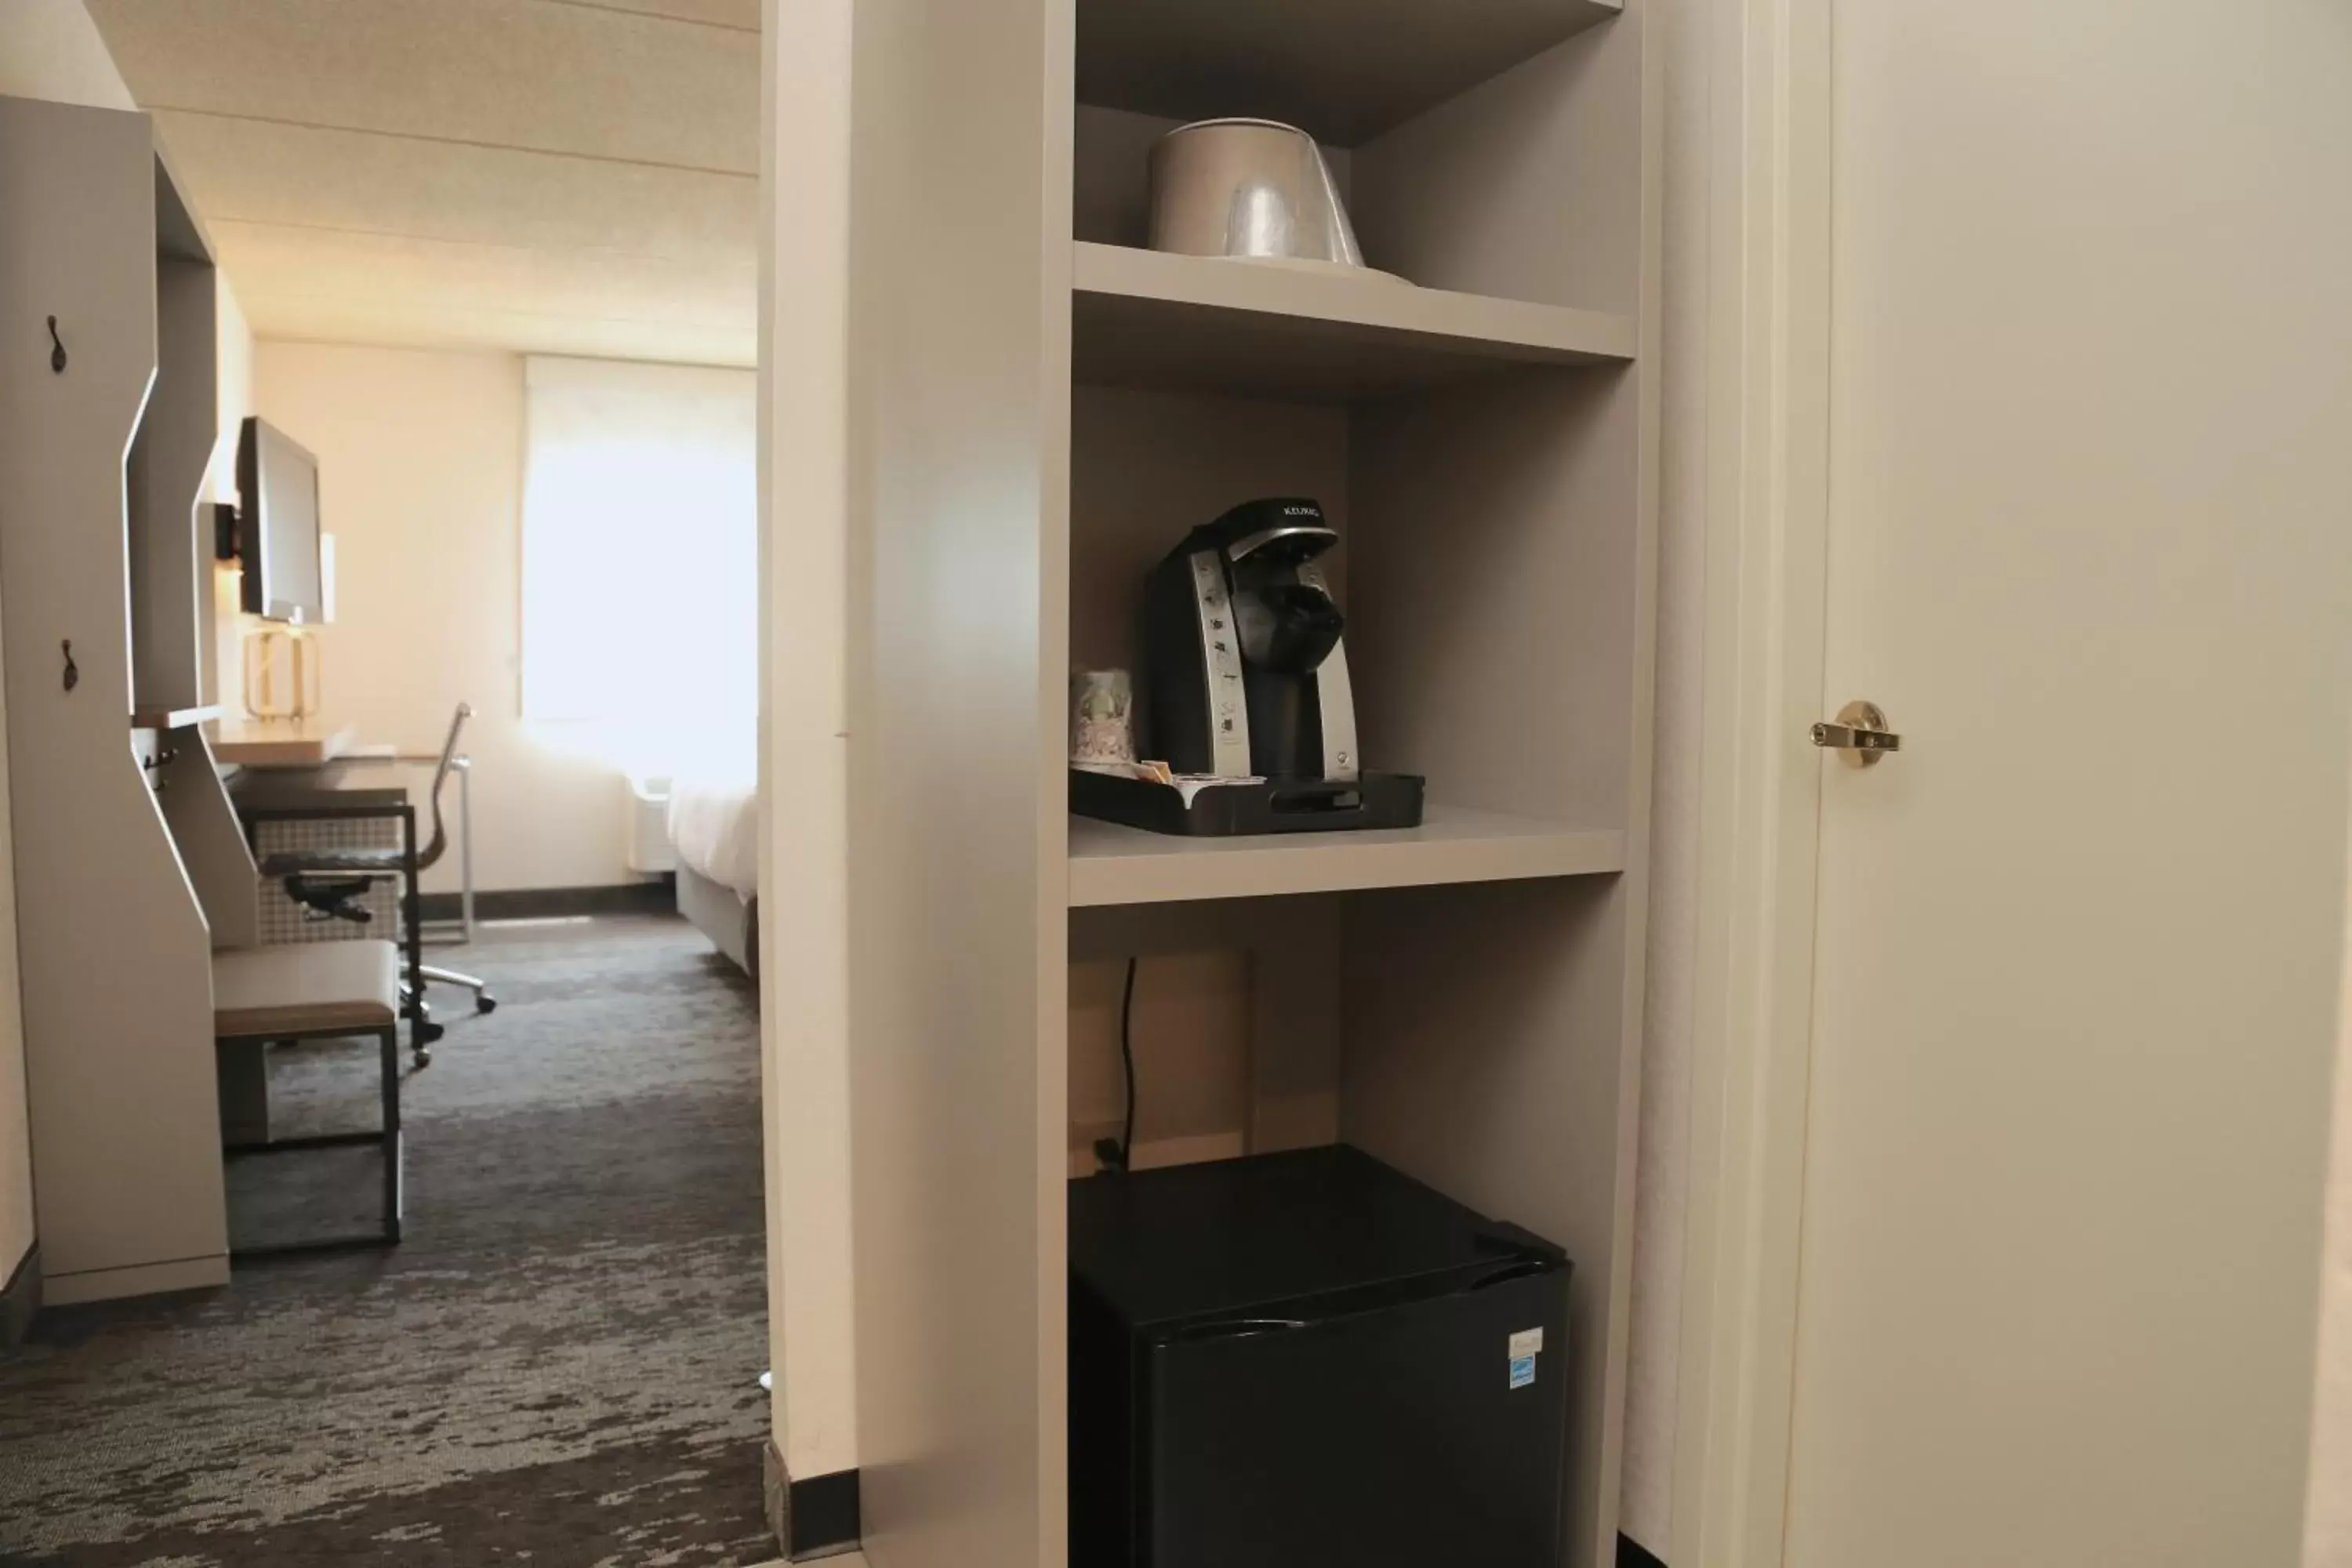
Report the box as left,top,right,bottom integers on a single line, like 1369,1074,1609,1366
416,880,677,924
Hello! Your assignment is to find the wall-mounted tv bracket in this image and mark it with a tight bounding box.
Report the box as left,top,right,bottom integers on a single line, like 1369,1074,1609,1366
213,503,241,562
46,316,65,374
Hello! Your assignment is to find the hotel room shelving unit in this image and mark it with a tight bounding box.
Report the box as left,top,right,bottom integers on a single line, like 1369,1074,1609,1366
0,96,256,1304
829,2,1657,1563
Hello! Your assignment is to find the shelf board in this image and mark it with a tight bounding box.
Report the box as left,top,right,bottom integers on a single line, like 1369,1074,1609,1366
130,703,223,729
1068,805,1624,908
1073,242,1635,401
1076,0,1623,145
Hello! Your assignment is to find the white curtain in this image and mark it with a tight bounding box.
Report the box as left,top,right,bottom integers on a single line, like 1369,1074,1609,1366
521,356,757,778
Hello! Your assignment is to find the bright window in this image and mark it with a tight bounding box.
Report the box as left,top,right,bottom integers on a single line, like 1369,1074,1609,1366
520,356,757,776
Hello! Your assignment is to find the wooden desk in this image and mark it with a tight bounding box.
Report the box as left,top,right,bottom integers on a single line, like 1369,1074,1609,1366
212,720,358,768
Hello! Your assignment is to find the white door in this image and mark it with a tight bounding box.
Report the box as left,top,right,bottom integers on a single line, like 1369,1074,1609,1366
1783,3,2352,1564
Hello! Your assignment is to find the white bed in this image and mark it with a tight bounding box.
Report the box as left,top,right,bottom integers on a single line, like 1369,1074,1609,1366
669,776,759,978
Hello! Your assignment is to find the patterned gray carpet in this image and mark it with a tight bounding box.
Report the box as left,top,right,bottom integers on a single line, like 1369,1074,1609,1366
0,916,773,1566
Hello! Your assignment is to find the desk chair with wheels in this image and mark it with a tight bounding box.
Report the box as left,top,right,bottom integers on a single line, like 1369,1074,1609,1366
260,703,494,1062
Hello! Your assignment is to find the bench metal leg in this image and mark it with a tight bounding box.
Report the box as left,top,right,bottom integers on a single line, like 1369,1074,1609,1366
382,1024,403,1243
223,1024,405,1258
402,806,430,1067
216,1037,271,1145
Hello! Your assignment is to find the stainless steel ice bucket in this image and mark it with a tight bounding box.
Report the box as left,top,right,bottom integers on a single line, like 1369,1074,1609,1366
1146,118,1366,267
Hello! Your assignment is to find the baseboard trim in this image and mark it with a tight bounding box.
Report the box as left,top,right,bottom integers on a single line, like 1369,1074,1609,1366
1621,1533,1669,1568
765,1441,861,1559
40,1253,229,1306
1,1242,39,1349
419,879,675,924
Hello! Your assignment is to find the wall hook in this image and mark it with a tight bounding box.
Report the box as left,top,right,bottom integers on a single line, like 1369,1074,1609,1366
46,317,66,374
60,640,78,692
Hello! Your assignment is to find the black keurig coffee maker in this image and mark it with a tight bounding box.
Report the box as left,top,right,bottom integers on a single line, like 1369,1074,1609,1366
1148,498,1352,782
1070,498,1423,837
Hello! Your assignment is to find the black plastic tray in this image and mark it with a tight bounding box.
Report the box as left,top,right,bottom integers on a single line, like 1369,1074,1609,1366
1071,768,1425,837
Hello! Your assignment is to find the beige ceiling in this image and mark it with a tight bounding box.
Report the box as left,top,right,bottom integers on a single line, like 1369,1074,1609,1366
86,0,760,367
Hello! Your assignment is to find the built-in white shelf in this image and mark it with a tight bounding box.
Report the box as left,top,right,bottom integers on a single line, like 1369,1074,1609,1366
1068,805,1624,907
1076,0,1623,143
131,703,224,730
1072,242,1635,401
823,0,1657,1559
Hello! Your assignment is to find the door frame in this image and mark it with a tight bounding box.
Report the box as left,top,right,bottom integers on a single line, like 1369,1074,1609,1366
1666,0,1834,1563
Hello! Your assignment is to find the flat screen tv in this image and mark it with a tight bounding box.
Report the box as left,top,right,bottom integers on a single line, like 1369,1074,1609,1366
235,416,325,624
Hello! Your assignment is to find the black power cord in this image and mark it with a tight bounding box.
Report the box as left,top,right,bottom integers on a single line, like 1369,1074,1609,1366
1093,956,1140,1174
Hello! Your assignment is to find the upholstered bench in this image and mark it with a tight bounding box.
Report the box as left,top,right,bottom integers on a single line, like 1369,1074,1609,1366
213,940,405,1254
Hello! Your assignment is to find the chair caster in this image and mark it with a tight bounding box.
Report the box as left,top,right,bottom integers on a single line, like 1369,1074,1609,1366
414,1016,446,1048
477,993,497,1014
412,1047,432,1069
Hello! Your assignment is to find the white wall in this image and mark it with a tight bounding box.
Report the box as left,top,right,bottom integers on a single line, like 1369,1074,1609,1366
215,281,252,465
250,341,633,893
0,0,140,1305
0,610,27,1293
1620,0,1713,1548
0,0,135,111
201,278,253,710
758,0,859,1483
2309,844,2352,1567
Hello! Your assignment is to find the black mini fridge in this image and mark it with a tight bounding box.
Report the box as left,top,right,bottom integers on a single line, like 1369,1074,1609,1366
1068,1145,1572,1568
